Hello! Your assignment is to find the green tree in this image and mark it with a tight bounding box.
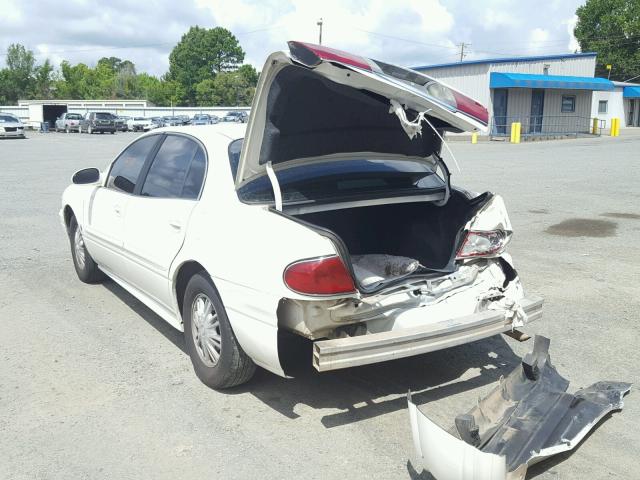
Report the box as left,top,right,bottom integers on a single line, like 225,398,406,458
1,43,36,103
195,64,258,106
169,26,245,104
33,59,55,99
575,0,640,80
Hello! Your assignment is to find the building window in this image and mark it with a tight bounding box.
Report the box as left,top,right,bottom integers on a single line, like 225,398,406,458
598,100,608,114
561,95,576,113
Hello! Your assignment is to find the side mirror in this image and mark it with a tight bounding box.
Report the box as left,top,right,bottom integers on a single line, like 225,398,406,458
72,168,100,184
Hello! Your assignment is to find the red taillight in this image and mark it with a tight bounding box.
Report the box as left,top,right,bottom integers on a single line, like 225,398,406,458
288,41,373,71
452,91,489,125
284,256,356,295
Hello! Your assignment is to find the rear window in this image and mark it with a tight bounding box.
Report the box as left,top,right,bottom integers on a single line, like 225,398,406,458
236,155,445,205
95,113,111,119
67,113,82,119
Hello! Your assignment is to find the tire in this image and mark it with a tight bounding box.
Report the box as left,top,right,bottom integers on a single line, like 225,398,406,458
88,125,93,134
183,273,256,389
69,216,104,283
110,130,115,135
65,125,70,133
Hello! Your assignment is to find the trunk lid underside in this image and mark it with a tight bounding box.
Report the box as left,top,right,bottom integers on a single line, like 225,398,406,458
236,42,488,188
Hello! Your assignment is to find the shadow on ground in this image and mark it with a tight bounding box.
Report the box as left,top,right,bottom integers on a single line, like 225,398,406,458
103,278,521,427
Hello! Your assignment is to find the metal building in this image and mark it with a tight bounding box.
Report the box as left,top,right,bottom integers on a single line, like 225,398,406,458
414,53,615,137
591,81,640,128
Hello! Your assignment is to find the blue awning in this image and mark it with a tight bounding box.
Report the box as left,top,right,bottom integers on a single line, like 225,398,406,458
490,72,614,91
623,86,640,98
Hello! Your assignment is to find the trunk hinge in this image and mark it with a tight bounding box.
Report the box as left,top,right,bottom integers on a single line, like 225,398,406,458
266,161,283,211
433,152,451,206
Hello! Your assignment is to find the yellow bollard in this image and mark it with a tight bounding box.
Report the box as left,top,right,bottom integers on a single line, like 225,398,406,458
610,118,620,137
514,122,521,144
471,132,478,144
510,122,516,143
592,117,598,135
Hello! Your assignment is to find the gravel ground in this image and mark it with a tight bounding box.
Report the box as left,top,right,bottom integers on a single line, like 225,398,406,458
1,130,639,479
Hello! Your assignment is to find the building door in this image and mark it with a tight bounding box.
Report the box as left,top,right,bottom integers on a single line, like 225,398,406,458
492,89,508,135
628,99,635,126
530,89,545,133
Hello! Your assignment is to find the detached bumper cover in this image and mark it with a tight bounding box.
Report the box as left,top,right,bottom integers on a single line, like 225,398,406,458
313,295,543,372
408,336,631,480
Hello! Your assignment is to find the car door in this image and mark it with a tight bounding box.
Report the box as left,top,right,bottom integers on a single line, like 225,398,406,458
122,134,207,308
83,134,162,275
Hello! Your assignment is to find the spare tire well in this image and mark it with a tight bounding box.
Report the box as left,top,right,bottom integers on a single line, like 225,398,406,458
175,261,206,318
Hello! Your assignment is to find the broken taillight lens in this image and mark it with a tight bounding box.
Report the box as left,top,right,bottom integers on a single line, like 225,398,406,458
456,230,511,259
284,256,356,295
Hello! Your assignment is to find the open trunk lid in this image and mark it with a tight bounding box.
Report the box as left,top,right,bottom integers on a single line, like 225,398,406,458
236,41,488,188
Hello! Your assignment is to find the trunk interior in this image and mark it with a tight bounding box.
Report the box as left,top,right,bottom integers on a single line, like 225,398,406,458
293,191,490,289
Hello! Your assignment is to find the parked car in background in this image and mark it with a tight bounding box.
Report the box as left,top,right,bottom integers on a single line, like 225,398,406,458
116,116,130,132
60,42,541,391
150,117,165,129
80,112,116,134
177,115,191,125
191,114,213,126
162,116,182,127
222,111,248,123
127,117,153,132
0,113,26,138
55,113,84,133
210,114,220,124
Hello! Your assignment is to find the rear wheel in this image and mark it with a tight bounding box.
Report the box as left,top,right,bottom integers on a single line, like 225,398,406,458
183,273,256,389
65,125,70,133
69,217,104,283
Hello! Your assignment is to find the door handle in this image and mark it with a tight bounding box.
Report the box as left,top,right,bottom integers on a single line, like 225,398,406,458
169,220,183,230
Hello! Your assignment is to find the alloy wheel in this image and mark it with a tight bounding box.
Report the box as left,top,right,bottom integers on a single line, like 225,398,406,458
190,293,222,367
74,227,86,270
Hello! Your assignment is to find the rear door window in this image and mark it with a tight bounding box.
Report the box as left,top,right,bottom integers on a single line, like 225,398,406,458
140,135,205,199
107,135,160,193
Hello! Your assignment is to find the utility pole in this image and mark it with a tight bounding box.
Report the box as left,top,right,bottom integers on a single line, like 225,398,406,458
317,18,323,45
457,42,470,62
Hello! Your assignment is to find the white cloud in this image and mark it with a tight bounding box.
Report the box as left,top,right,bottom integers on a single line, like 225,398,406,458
0,0,587,76
564,15,580,52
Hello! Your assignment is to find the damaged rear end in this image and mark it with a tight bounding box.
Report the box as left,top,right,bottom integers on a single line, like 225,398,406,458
237,41,542,372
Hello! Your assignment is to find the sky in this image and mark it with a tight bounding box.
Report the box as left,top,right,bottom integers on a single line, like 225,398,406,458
0,0,585,75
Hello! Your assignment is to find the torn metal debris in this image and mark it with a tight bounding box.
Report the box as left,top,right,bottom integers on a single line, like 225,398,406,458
408,335,631,480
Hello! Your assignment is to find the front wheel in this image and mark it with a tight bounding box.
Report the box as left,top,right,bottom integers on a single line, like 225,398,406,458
69,217,104,283
183,273,256,389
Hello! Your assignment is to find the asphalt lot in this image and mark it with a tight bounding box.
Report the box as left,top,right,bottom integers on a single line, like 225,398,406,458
1,130,639,479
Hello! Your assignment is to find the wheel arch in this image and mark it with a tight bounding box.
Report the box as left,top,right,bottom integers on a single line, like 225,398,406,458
173,260,208,319
63,205,75,234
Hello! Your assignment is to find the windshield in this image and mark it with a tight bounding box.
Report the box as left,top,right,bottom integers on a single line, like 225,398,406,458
95,113,111,119
232,139,445,205
0,115,18,123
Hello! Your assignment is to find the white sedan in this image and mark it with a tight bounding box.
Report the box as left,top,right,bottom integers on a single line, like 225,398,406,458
60,42,542,389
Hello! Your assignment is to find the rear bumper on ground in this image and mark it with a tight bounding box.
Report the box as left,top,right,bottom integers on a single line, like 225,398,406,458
312,295,543,372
